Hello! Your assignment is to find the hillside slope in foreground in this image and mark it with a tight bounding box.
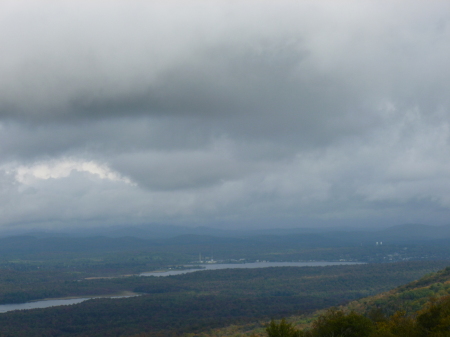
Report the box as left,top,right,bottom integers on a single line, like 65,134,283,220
194,265,450,337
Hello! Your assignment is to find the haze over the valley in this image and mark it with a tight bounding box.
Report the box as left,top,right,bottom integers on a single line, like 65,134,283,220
1,1,450,231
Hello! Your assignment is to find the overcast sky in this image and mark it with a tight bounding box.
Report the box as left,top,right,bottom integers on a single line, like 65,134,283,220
1,1,450,231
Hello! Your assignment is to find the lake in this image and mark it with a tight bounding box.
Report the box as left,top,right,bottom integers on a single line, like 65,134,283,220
0,261,360,313
140,261,361,277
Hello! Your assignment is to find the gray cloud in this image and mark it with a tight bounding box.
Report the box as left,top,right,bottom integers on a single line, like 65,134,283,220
0,1,450,229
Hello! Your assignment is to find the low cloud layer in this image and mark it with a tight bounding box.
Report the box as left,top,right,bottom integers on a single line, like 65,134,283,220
1,1,450,230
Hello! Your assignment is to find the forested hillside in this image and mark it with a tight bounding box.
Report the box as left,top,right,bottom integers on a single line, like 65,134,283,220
202,266,450,337
0,262,447,336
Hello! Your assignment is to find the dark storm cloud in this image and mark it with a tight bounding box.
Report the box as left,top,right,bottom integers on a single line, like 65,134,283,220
1,1,450,229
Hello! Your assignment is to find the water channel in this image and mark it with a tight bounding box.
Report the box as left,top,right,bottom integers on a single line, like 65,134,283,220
140,261,361,277
0,294,135,313
0,261,360,313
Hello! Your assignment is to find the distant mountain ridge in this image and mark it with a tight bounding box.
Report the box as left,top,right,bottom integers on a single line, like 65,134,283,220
0,220,450,241
2,223,450,246
0,224,331,239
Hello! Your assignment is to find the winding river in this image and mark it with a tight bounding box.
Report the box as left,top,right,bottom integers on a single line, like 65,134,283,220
140,261,361,277
0,261,360,313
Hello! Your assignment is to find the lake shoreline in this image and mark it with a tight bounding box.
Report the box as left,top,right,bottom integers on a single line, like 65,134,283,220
36,290,140,302
140,261,363,277
0,261,362,313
